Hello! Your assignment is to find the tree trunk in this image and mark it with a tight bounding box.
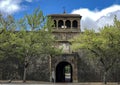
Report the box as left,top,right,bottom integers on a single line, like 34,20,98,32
49,55,52,82
103,71,107,84
23,60,29,83
23,67,27,82
8,76,14,83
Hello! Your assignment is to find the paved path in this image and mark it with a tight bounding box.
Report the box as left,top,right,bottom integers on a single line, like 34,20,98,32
0,80,119,85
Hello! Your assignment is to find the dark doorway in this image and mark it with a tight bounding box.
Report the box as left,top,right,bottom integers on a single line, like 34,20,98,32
56,61,72,82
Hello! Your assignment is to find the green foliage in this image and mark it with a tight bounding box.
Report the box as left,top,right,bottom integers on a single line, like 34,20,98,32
0,14,17,60
71,16,120,83
0,8,61,80
0,8,60,60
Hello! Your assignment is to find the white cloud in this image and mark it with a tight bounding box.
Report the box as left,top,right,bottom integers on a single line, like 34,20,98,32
71,5,120,31
0,0,22,15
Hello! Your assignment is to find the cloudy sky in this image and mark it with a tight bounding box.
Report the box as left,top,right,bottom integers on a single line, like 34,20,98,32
0,0,120,31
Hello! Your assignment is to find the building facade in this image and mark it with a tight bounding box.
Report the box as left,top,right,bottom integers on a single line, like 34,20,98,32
48,13,82,82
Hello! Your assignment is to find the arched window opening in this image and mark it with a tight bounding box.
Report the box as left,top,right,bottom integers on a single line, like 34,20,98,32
54,20,56,27
58,20,64,28
72,20,78,28
65,20,71,28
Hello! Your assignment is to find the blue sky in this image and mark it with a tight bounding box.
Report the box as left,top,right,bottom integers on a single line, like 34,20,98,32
0,0,120,30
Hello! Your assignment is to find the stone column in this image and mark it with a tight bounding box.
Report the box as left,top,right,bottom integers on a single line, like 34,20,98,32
73,55,78,82
74,61,78,82
56,20,58,29
71,20,73,29
77,20,80,30
63,20,66,29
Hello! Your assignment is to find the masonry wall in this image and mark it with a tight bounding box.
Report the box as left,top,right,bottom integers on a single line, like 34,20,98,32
0,53,120,82
77,50,120,82
26,55,50,81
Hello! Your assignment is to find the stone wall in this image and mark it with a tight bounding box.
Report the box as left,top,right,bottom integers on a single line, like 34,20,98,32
0,56,23,80
0,55,50,81
27,55,50,81
77,50,120,82
0,53,120,82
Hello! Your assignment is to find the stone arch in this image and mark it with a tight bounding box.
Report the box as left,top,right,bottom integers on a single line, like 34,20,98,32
56,61,73,82
58,20,64,28
72,20,78,28
65,20,71,28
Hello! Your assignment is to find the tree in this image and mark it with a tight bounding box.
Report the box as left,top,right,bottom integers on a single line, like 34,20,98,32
17,8,60,82
0,8,61,82
0,14,22,81
71,17,120,84
0,14,16,53
0,14,17,61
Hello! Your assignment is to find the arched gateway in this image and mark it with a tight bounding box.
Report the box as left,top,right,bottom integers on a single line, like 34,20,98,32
48,13,82,83
56,61,72,82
